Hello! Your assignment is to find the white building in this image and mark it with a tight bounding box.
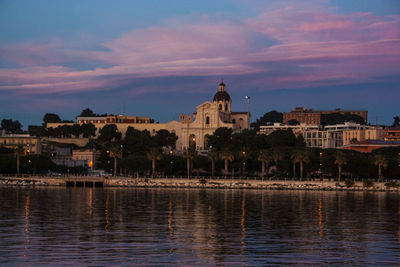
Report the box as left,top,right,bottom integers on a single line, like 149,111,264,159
0,133,42,154
259,121,382,149
258,123,319,136
302,130,343,148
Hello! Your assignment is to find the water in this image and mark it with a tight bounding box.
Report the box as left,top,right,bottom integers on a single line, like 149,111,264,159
0,187,399,266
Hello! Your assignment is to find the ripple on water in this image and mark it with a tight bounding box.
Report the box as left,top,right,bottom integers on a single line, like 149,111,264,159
0,188,400,265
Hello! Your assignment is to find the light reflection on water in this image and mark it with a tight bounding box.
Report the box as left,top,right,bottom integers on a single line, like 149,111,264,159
0,187,400,266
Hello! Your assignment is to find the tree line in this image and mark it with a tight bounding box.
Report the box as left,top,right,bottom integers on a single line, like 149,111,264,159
1,125,400,180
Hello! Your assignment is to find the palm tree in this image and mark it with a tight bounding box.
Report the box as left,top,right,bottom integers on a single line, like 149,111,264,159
146,147,162,178
14,145,25,175
109,145,123,177
291,149,310,181
290,149,300,179
183,147,197,179
374,154,388,181
207,148,219,179
258,150,273,180
270,148,283,177
334,151,348,182
221,148,234,179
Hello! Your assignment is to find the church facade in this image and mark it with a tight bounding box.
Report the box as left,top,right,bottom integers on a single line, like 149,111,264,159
47,82,250,151
178,82,250,150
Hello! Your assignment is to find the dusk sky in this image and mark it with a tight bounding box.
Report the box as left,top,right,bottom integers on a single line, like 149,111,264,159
0,0,399,127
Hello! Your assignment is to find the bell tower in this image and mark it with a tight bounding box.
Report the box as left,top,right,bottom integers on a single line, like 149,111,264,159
213,82,232,112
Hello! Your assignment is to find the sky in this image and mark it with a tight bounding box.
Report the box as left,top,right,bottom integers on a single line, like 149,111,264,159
0,0,399,127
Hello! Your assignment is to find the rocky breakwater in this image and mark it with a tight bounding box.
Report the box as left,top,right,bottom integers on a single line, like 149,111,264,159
106,178,399,191
0,176,64,186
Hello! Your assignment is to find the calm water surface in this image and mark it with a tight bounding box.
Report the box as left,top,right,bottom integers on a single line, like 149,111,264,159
0,187,400,266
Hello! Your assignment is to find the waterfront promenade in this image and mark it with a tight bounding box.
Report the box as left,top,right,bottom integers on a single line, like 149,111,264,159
0,175,398,191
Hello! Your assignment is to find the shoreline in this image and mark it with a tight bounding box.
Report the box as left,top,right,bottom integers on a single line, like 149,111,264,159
0,176,399,192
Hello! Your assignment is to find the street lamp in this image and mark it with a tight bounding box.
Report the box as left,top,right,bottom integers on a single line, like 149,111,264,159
319,152,323,179
242,151,246,179
245,96,250,128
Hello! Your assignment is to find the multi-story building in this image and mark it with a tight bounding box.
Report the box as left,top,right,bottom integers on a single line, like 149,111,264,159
47,82,250,151
383,127,400,142
77,115,151,124
72,149,101,170
342,128,384,146
258,123,319,136
283,107,368,125
0,133,42,154
302,130,343,149
259,122,382,149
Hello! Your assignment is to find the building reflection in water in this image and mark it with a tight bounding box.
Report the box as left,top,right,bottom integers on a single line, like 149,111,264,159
168,198,174,237
318,198,323,239
24,192,30,258
88,187,93,217
241,192,246,254
398,198,400,242
168,198,174,254
105,191,110,233
2,188,400,265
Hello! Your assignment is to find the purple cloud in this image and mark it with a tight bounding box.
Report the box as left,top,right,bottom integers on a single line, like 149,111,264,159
0,5,399,95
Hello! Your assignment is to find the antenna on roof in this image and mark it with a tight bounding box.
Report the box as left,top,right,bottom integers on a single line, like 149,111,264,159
122,100,126,115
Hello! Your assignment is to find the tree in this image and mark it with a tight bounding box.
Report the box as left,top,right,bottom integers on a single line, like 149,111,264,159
258,150,273,180
79,108,96,117
109,145,123,177
334,151,348,182
221,148,234,179
99,124,121,142
43,113,61,125
207,148,219,179
288,119,299,125
321,112,365,125
153,129,178,149
14,145,25,175
146,147,162,178
291,149,299,178
123,127,152,156
374,154,388,181
1,119,23,134
183,147,197,178
267,130,297,147
251,111,283,129
28,125,45,137
78,108,108,117
270,148,283,169
80,123,96,138
291,148,310,180
393,116,400,127
206,127,233,151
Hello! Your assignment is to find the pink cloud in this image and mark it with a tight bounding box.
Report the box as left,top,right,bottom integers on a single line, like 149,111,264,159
0,4,399,94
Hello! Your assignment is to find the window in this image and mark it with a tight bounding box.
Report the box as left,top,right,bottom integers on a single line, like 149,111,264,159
219,104,222,110
232,119,236,124
225,104,228,111
206,116,210,125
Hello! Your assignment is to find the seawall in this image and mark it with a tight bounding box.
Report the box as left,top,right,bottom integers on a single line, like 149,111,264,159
0,176,399,191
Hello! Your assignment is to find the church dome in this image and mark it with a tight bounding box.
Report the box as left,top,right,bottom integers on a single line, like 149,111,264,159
213,90,231,102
